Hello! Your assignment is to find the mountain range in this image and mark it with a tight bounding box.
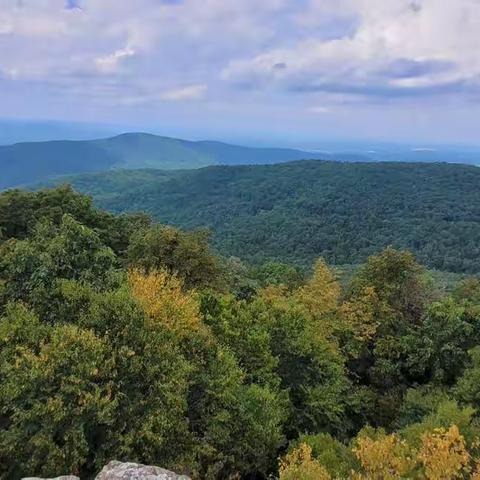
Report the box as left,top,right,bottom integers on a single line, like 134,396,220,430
2,130,480,190
0,132,369,190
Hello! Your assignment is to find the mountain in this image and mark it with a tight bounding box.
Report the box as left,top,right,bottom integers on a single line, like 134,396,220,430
1,132,363,190
3,130,480,191
44,160,480,273
0,118,116,146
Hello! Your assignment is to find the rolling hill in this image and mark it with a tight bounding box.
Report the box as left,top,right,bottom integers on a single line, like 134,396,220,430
43,160,480,273
0,132,364,190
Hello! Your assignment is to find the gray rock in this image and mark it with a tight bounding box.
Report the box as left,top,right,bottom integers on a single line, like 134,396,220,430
22,477,79,480
95,461,191,480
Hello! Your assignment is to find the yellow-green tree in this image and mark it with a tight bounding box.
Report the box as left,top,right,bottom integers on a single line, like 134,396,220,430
128,267,202,337
279,443,331,480
418,425,470,479
352,430,416,479
295,258,341,322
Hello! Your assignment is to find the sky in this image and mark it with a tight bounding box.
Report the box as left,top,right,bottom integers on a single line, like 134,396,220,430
1,0,480,146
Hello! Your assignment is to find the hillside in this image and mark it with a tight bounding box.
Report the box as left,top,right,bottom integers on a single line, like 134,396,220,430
48,160,480,273
0,132,353,189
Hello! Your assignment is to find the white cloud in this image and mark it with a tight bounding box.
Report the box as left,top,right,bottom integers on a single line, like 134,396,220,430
222,0,480,98
159,84,207,101
0,0,479,144
308,106,332,114
4,68,19,80
2,0,479,100
120,84,208,105
95,47,136,74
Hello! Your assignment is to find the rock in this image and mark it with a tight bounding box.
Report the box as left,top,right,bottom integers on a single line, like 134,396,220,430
95,461,191,480
22,477,79,480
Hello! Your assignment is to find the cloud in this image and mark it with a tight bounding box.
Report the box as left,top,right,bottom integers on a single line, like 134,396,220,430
95,47,136,74
159,84,207,101
0,0,479,144
308,106,332,114
120,84,208,105
222,0,480,99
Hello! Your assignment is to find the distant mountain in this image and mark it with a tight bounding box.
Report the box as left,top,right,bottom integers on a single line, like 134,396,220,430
5,131,479,191
1,132,367,190
45,160,480,273
0,119,116,145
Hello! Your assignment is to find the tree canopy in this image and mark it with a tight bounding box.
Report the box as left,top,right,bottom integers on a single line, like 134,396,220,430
2,186,480,479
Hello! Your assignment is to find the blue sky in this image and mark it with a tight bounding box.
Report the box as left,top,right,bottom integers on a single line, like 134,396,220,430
1,0,480,145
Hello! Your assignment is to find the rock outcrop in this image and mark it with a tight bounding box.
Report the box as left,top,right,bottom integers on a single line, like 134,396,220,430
22,461,191,480
23,477,80,480
95,461,191,480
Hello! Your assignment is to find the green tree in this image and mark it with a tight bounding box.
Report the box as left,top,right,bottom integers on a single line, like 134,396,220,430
0,214,117,318
289,433,357,478
455,347,480,409
404,299,476,386
78,287,194,472
189,345,286,479
0,304,116,478
342,248,430,424
127,225,222,290
0,185,150,256
252,261,304,290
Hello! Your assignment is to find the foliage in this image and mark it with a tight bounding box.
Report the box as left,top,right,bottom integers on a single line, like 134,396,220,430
295,258,341,323
127,225,222,290
128,268,202,336
289,433,357,478
56,160,480,273
3,186,480,479
418,426,470,479
0,305,116,477
279,443,331,480
352,430,416,479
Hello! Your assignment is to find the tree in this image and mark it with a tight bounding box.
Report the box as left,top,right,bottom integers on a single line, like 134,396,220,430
0,185,150,256
252,261,304,290
408,299,475,385
352,429,416,480
455,347,480,408
127,225,222,289
201,288,352,445
288,433,357,478
279,443,331,480
200,292,280,388
350,247,427,324
0,214,117,321
400,399,478,447
128,268,202,338
295,258,341,323
0,304,116,478
264,296,351,437
340,249,431,425
77,287,194,473
418,426,470,480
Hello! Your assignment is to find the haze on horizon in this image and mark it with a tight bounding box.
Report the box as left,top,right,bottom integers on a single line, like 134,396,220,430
1,0,480,146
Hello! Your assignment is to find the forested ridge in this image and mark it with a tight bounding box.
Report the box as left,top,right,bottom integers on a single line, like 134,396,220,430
0,133,343,190
55,160,480,273
3,186,480,479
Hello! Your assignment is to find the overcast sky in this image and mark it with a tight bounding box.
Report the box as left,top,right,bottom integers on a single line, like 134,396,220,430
1,0,480,145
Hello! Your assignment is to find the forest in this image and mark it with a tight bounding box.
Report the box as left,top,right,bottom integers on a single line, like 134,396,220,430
51,160,480,274
2,186,480,479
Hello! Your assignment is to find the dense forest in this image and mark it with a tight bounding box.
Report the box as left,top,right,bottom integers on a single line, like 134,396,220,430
3,186,480,479
54,160,480,273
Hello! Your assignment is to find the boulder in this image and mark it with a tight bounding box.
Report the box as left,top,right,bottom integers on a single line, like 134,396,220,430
95,461,191,480
23,477,79,480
